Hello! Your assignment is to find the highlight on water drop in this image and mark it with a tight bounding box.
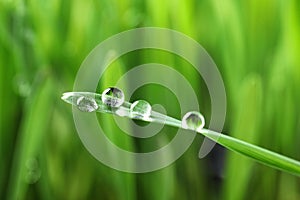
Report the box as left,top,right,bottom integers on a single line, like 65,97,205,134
76,96,98,112
181,111,205,131
130,100,152,120
101,87,125,108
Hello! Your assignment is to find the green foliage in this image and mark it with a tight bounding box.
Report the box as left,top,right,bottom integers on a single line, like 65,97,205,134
1,0,300,199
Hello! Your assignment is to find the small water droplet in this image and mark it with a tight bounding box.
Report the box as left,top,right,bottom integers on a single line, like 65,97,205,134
25,158,41,184
101,87,124,108
130,100,152,120
13,74,31,97
76,96,98,112
182,111,205,131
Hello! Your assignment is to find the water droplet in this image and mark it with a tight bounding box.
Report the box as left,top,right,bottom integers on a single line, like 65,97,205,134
25,158,41,184
76,96,98,112
130,100,152,120
182,111,205,131
13,74,31,97
101,87,124,108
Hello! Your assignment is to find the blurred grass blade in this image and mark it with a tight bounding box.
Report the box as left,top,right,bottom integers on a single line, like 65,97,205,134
7,72,54,199
224,75,262,200
201,129,300,176
99,53,136,200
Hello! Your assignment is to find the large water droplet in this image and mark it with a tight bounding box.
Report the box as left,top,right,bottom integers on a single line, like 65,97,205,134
130,100,152,120
101,87,124,108
182,111,205,131
76,96,98,112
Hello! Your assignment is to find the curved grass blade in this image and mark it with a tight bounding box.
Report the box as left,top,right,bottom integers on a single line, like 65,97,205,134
200,129,300,177
62,91,300,177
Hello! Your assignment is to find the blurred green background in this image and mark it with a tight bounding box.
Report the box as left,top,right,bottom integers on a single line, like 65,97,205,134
1,0,300,199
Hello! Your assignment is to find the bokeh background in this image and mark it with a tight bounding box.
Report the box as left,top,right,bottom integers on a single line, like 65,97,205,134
1,0,300,199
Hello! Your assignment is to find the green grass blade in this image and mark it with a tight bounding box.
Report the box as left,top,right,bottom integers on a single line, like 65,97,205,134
7,72,55,199
223,75,263,200
98,55,136,200
201,129,300,176
63,90,300,177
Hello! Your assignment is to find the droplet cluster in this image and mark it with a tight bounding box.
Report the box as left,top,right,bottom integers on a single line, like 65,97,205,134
66,87,206,131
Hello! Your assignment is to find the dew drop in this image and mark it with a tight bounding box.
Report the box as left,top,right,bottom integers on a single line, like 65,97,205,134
13,74,31,97
182,111,205,131
130,100,152,120
25,158,41,184
76,96,98,112
101,87,124,108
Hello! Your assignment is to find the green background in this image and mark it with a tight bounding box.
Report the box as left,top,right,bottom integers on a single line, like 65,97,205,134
1,0,300,199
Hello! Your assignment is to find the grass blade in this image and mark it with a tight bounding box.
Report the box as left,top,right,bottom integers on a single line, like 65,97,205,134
7,72,55,199
223,75,262,200
63,90,300,177
201,129,300,177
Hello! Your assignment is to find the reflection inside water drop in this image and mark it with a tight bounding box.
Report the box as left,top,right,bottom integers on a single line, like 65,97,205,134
130,100,152,120
76,96,98,112
182,111,205,131
101,87,125,108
